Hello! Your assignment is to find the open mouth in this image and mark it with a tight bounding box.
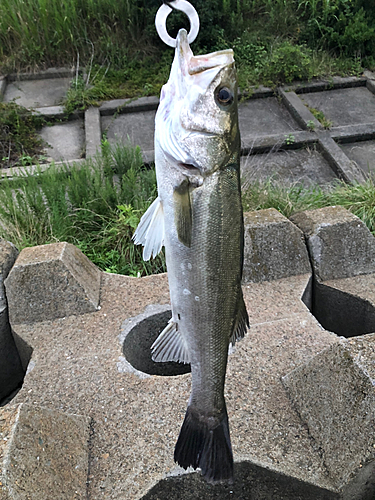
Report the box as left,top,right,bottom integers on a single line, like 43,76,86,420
178,162,201,175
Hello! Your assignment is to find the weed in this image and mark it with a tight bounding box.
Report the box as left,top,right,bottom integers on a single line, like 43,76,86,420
0,143,166,276
306,105,332,129
0,102,46,168
285,134,296,145
242,176,375,236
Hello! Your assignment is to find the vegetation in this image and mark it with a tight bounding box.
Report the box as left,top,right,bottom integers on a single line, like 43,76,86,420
1,0,375,100
0,102,46,168
1,1,375,276
242,177,375,236
0,143,165,276
1,143,375,277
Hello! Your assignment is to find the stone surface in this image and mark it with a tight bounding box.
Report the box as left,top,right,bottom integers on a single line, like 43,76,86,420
318,132,366,183
242,208,311,283
290,206,375,281
0,239,23,403
241,145,338,187
300,86,375,127
282,335,375,499
5,242,101,324
7,271,342,499
239,96,301,147
101,110,156,160
39,120,85,162
340,140,375,176
312,276,375,337
3,77,71,108
0,403,90,499
85,107,101,158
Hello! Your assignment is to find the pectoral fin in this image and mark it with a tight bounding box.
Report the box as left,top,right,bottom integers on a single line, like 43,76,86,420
174,179,192,247
230,292,249,347
133,197,164,261
152,318,190,364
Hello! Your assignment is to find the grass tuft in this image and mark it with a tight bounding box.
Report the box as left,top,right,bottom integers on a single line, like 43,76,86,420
0,142,166,276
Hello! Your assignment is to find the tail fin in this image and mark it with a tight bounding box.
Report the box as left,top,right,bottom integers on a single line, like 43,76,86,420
174,405,233,483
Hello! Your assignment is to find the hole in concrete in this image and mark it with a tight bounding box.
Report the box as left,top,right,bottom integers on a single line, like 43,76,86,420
302,279,375,338
0,330,33,407
122,310,191,376
141,462,339,500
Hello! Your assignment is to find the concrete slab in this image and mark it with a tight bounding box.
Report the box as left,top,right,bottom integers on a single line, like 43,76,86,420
39,120,85,161
239,97,302,148
85,107,101,158
340,139,375,176
0,403,90,499
300,87,375,127
282,336,375,499
101,110,156,160
241,145,338,187
242,208,311,283
6,270,341,499
5,242,101,324
3,77,71,108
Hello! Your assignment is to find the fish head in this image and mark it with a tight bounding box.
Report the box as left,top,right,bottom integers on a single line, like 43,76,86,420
156,29,239,181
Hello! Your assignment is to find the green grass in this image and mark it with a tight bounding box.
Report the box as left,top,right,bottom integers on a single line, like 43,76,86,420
0,142,166,276
242,178,375,235
0,102,47,168
1,0,374,104
2,142,375,277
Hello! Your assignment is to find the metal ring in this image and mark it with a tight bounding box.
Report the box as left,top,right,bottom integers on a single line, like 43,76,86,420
155,0,200,48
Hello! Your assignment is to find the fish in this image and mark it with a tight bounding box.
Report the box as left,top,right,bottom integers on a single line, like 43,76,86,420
133,28,249,483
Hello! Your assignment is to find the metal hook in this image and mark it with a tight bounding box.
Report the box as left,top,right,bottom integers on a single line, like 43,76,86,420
155,0,200,48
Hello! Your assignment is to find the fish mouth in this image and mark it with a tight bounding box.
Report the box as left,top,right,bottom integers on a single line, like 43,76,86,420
177,162,201,175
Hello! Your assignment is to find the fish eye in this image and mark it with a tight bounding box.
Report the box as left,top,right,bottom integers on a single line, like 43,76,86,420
216,87,234,106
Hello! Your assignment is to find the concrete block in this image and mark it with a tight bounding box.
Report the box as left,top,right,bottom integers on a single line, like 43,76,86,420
0,239,24,402
278,88,322,131
39,120,85,162
85,107,102,158
242,208,311,283
0,403,90,499
290,206,375,281
3,77,72,108
317,132,366,184
0,76,7,100
5,242,101,324
282,335,375,499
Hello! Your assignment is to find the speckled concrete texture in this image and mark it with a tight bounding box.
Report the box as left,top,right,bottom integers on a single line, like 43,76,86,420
0,403,90,500
5,270,342,499
243,208,311,283
5,242,101,324
282,335,375,499
290,206,375,281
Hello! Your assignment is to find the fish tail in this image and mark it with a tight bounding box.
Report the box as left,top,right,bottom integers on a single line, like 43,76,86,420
174,404,233,483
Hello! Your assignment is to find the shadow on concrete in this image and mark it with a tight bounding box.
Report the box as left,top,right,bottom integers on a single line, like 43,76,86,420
302,279,375,338
142,462,339,500
122,310,191,376
0,329,33,407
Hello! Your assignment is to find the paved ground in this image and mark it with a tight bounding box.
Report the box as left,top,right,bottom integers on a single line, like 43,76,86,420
2,69,375,185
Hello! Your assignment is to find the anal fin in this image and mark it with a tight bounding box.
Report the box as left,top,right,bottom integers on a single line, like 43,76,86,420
230,292,249,347
133,197,164,261
152,318,190,364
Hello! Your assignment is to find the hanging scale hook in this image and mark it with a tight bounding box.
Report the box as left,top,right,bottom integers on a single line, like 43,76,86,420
155,0,200,48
